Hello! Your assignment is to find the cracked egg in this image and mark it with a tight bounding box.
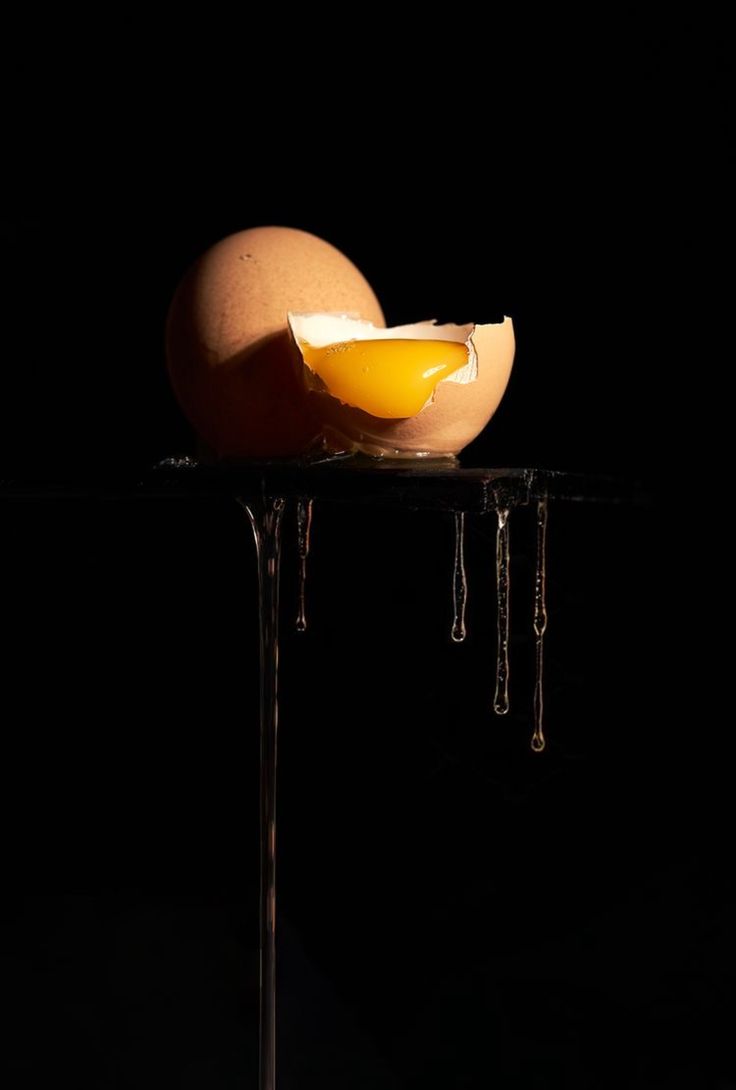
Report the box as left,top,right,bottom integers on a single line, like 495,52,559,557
288,312,515,458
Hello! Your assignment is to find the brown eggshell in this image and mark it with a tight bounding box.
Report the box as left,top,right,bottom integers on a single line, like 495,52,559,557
291,316,515,457
166,226,384,458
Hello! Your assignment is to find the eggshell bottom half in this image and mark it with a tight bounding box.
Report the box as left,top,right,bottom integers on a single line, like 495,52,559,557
303,318,515,457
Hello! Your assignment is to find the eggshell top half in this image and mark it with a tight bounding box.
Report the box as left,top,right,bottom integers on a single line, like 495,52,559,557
166,226,385,458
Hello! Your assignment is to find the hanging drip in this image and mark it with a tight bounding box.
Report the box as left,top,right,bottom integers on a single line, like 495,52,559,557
451,511,468,643
296,497,313,633
531,496,548,753
493,507,511,715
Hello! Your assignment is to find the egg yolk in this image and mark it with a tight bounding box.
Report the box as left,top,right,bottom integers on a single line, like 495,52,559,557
299,338,469,419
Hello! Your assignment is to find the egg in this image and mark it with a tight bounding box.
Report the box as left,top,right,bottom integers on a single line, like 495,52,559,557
288,313,515,457
166,226,384,458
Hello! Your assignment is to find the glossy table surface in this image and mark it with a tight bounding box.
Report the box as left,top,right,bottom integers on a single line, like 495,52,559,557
0,455,639,510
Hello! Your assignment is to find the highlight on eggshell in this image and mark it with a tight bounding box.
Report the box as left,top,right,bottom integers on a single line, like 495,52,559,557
288,313,515,458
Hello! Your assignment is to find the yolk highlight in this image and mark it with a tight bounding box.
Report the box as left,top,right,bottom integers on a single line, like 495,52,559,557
299,338,469,419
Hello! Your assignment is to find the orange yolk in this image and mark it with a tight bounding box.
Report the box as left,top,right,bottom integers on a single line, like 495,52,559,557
299,338,469,419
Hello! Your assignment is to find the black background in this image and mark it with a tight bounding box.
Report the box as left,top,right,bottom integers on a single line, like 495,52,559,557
2,22,731,1090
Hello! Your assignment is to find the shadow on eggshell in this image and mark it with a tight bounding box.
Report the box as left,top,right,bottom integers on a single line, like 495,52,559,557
167,328,321,459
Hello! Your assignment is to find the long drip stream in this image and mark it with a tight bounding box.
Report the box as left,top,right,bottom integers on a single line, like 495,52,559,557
531,496,548,752
240,495,285,1090
493,507,511,715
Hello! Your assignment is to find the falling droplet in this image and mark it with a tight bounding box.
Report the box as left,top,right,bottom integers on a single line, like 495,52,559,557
238,494,285,1090
451,510,467,643
296,497,313,633
531,496,548,753
493,507,511,715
